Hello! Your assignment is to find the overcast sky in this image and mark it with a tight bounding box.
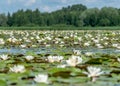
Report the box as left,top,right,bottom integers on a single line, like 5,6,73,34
1,0,120,13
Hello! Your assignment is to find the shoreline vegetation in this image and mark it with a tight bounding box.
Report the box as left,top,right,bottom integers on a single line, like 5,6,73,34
1,4,120,28
0,26,120,30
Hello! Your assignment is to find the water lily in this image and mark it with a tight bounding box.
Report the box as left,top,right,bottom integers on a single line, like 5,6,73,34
24,55,34,61
117,58,120,62
0,54,10,60
85,52,93,56
47,56,64,63
34,74,49,84
84,42,90,46
83,66,104,82
20,44,27,48
93,39,99,43
57,64,67,68
7,37,18,43
0,38,5,44
66,55,82,67
10,65,25,73
112,44,118,48
96,44,104,48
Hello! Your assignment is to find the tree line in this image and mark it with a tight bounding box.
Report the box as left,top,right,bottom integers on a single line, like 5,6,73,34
1,4,120,27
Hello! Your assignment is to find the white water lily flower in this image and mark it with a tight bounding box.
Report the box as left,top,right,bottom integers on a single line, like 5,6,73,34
0,38,5,44
32,45,37,47
96,44,104,48
47,56,64,63
24,55,34,61
26,39,31,42
60,41,64,44
112,44,118,48
94,39,99,43
83,66,104,82
34,74,49,84
117,58,120,62
46,37,52,40
66,55,82,67
116,46,120,49
57,64,67,68
74,42,79,44
0,54,10,60
30,37,34,40
64,36,69,39
7,37,18,43
104,42,108,45
84,42,90,46
36,35,40,39
20,44,26,48
10,65,25,73
45,44,51,47
59,44,64,47
78,37,82,41
85,52,93,56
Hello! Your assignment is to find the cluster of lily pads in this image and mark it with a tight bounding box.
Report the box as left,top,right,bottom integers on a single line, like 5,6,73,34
0,30,120,86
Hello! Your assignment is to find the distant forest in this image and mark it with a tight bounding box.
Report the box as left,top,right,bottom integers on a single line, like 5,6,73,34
1,4,120,27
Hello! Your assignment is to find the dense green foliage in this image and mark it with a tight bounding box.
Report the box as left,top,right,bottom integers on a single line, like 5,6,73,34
1,4,120,27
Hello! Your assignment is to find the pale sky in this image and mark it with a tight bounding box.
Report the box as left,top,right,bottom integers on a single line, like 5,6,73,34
0,0,120,13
